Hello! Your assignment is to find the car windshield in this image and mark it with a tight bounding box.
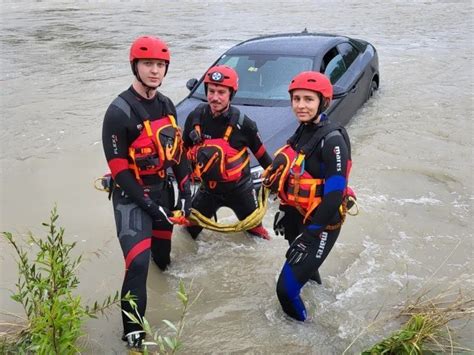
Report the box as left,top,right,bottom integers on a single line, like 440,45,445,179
191,54,314,106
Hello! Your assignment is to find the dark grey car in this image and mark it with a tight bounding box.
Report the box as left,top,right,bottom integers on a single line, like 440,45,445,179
177,31,379,183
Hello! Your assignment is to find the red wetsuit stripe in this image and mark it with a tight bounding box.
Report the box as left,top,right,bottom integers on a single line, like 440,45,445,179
152,230,172,240
178,174,190,192
254,145,267,159
125,238,151,269
346,159,352,177
109,158,129,178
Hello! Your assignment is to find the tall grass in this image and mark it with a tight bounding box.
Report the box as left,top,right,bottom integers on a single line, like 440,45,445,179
343,241,473,355
124,279,202,355
1,207,122,354
361,288,473,354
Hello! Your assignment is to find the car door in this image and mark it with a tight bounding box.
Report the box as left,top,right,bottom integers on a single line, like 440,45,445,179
320,42,364,126
337,42,369,112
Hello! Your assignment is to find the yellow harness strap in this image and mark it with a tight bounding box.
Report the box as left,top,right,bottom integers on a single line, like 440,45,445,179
128,148,141,180
223,125,233,141
292,153,306,216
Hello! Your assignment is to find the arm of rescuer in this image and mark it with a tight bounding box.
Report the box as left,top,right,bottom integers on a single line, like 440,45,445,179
102,104,173,223
302,132,350,238
242,118,272,169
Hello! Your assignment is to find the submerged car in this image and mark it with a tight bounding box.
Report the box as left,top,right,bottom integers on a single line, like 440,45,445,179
176,31,379,183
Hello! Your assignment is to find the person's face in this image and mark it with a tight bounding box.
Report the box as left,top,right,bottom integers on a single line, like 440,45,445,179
291,89,321,123
207,83,231,114
136,59,167,88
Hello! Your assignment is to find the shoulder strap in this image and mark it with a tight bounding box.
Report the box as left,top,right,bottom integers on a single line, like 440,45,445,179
190,103,207,127
228,107,245,129
223,107,245,141
287,123,305,146
300,121,340,156
118,90,150,122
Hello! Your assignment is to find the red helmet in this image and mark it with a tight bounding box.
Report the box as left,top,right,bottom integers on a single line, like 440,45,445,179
204,65,239,93
288,71,333,100
129,35,170,63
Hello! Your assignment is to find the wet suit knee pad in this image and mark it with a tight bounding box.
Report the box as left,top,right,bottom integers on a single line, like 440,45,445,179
276,263,307,321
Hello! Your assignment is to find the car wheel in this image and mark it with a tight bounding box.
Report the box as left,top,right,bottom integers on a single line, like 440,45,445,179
367,80,378,100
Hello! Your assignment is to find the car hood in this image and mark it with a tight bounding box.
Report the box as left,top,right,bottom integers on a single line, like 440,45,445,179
176,97,298,167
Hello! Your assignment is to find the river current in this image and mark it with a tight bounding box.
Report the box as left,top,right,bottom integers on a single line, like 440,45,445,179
0,1,472,353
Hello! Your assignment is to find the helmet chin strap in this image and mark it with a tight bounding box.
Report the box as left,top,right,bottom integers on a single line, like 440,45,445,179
136,74,159,98
311,96,329,123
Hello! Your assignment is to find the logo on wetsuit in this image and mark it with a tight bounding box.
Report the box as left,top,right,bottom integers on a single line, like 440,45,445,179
334,146,342,172
112,134,119,155
316,231,328,259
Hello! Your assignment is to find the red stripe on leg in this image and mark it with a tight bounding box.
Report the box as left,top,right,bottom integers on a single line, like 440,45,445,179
125,238,151,269
152,230,172,240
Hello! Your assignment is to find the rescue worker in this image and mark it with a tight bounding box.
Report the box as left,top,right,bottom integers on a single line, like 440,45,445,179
183,65,272,240
102,36,192,348
263,71,353,321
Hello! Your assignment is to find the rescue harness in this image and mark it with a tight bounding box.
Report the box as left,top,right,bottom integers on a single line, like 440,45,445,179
117,90,183,185
263,122,358,229
186,105,250,189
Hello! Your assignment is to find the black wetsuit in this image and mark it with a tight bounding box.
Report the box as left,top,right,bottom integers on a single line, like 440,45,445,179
276,117,351,321
102,86,191,335
183,104,272,238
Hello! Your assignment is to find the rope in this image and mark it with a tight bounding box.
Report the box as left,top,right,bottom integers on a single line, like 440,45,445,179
186,187,270,233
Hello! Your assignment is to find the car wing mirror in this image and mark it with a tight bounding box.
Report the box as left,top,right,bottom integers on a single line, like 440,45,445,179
332,84,348,99
186,78,198,91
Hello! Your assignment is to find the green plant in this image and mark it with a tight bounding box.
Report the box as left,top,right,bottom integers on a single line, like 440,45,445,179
2,206,122,354
360,290,473,355
344,243,473,355
123,279,202,354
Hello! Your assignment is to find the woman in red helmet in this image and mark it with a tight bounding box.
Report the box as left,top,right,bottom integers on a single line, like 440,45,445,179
102,36,192,348
183,65,272,240
263,71,353,321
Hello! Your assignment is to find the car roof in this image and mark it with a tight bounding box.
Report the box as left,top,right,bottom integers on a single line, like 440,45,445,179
225,32,350,57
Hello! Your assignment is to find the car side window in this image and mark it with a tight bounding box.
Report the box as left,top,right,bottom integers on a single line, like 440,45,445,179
337,42,359,68
322,47,347,84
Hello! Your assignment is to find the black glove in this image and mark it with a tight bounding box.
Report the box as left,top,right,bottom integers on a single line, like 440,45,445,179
285,233,318,266
176,191,192,217
273,210,285,236
143,197,173,225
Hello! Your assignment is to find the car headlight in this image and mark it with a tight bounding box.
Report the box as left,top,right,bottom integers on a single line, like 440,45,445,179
250,166,264,184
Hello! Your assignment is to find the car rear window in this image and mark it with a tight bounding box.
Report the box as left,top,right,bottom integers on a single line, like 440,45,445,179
192,54,314,104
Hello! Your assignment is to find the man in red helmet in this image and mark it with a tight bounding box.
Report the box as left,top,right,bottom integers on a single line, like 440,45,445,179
262,71,353,321
102,35,192,348
183,65,272,240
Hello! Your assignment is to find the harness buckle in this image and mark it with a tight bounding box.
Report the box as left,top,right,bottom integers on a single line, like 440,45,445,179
290,159,305,176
